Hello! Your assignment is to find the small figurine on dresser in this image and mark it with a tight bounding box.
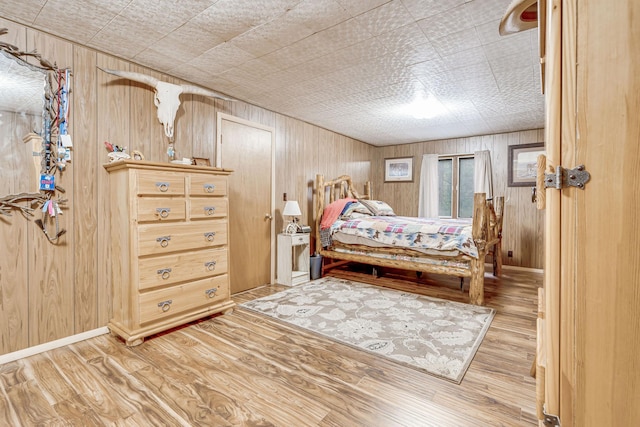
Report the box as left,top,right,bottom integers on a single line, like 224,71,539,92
104,141,131,162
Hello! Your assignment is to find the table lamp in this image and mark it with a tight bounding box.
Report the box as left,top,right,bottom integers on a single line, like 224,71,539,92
283,200,302,234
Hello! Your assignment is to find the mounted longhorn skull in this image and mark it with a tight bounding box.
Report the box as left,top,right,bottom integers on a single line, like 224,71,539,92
98,67,234,140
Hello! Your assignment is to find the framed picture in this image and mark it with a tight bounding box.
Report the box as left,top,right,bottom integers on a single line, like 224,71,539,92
508,143,545,187
192,157,211,166
384,156,413,182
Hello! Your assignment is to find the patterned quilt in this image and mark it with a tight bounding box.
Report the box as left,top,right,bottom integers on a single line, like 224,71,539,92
330,216,478,258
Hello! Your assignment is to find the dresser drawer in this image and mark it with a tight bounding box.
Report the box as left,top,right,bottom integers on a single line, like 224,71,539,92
138,221,228,256
190,198,228,220
138,248,228,290
137,170,185,196
137,198,186,222
139,275,229,324
190,174,227,196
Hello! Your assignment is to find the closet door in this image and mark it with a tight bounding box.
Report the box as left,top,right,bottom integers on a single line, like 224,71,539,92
218,114,275,294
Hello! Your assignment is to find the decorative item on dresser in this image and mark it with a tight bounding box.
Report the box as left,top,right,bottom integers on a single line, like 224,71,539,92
104,160,235,346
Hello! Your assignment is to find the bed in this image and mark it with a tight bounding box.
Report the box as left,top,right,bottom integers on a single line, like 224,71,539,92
314,174,504,305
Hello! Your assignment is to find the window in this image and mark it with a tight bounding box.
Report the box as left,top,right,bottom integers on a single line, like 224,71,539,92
438,155,474,218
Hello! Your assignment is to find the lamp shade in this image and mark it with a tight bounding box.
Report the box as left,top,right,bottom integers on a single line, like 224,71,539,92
283,200,302,216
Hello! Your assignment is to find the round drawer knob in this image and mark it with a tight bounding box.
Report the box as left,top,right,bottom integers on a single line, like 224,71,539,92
158,300,172,312
156,182,169,192
157,268,172,280
156,236,171,247
156,208,171,218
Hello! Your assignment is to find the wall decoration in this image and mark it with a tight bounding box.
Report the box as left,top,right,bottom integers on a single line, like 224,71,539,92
384,156,413,182
0,29,71,243
98,67,235,143
508,143,545,187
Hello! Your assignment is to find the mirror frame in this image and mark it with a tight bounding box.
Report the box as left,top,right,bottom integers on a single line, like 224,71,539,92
0,29,71,242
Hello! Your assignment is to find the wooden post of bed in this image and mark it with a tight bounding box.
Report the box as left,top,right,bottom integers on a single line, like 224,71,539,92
492,196,504,276
469,193,488,305
315,174,324,255
363,182,371,200
315,174,372,274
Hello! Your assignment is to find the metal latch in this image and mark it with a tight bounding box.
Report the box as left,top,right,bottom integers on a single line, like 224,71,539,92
542,410,561,427
544,165,590,190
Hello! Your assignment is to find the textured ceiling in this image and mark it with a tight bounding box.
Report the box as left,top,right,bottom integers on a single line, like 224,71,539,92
0,0,544,146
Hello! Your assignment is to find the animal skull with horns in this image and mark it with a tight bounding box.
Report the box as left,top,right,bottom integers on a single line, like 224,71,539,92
98,67,234,140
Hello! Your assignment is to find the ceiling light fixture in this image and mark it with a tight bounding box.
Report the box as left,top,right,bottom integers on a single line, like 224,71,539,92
398,95,447,119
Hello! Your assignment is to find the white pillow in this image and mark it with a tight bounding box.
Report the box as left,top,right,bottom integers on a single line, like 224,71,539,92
358,199,396,216
341,201,373,218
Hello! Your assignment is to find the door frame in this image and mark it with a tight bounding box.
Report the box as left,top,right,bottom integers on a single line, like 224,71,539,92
543,0,562,418
216,112,276,285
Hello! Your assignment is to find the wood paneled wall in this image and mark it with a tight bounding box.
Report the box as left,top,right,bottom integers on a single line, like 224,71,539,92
0,18,542,356
0,19,372,355
372,129,545,270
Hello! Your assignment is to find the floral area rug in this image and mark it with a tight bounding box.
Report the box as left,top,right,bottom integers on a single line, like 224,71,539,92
239,277,495,383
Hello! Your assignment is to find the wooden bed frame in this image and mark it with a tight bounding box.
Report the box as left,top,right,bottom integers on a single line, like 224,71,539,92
314,174,504,305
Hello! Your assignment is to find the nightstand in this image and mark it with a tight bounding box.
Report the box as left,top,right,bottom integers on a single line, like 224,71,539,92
277,233,310,286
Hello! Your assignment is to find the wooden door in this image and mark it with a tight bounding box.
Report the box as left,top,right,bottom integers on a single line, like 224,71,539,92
543,0,640,425
569,0,640,424
217,114,274,294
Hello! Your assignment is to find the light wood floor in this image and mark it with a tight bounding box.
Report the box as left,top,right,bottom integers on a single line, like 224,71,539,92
0,265,540,426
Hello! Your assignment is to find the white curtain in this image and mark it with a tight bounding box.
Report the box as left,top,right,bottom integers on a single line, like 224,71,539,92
474,150,493,199
418,154,439,217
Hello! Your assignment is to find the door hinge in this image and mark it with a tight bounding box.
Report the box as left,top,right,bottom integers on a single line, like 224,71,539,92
544,165,590,190
542,410,561,427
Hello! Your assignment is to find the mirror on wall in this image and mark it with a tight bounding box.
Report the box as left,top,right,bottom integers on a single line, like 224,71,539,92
0,48,46,117
0,30,71,242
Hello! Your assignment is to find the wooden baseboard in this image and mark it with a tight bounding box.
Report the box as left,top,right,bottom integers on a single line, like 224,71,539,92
500,264,544,274
0,327,109,365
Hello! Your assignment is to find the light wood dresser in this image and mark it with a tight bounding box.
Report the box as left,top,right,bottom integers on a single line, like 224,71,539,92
104,160,235,346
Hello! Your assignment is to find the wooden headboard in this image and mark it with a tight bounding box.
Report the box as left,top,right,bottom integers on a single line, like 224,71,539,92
314,174,371,254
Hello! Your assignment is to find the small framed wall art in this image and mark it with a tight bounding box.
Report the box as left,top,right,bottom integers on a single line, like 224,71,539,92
384,156,413,182
508,142,545,186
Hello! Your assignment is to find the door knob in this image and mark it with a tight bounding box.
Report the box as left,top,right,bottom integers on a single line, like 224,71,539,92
264,213,273,220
